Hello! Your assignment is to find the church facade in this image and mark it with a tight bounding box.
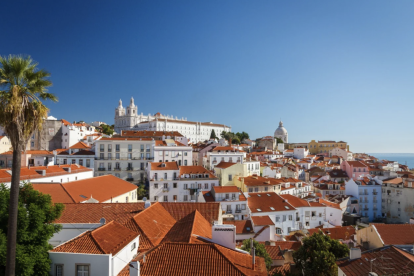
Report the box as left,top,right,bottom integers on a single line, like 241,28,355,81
274,120,288,143
114,98,231,143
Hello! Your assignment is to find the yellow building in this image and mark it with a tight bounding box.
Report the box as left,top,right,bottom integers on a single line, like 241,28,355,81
214,162,246,186
308,140,349,154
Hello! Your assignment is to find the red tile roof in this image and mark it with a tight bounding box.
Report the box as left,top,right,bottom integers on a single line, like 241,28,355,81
32,175,136,203
121,130,183,137
248,193,295,213
213,186,240,193
134,242,267,276
280,194,310,207
179,166,216,178
212,146,240,152
51,221,137,255
307,226,355,240
159,202,220,224
150,162,179,171
162,210,212,244
251,216,275,226
337,246,414,276
274,241,301,251
223,220,254,234
265,245,284,260
215,161,238,169
1,150,52,155
346,161,368,168
69,141,91,149
373,224,414,245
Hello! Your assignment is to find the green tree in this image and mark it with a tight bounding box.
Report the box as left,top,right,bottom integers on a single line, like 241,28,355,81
0,55,57,275
293,232,348,276
0,183,64,275
210,129,217,140
276,137,284,144
241,238,272,270
235,131,249,142
100,124,114,136
137,184,147,199
231,137,241,145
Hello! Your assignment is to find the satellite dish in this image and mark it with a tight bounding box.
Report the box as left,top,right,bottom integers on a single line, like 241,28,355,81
142,197,147,202
99,217,106,225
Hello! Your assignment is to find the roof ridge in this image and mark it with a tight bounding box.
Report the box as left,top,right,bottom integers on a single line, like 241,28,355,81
131,217,155,248
212,243,250,276
188,210,199,243
90,221,115,254
59,183,77,203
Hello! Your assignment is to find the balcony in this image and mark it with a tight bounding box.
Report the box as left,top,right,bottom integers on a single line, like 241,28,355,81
98,168,106,171
163,188,169,192
126,167,134,171
226,210,233,214
373,207,378,211
373,200,378,203
114,168,121,171
363,208,369,211
373,191,378,195
94,157,155,161
296,217,300,221
126,178,134,181
235,209,242,213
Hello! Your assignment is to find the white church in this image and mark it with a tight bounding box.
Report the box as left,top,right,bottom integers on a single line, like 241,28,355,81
114,98,231,143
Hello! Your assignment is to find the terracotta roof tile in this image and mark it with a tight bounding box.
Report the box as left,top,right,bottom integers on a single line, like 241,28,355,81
265,245,284,260
223,220,254,234
215,161,238,169
150,162,179,171
280,194,310,207
69,141,91,149
251,216,275,226
159,202,220,224
213,186,240,193
121,130,183,137
248,193,295,213
373,224,414,245
51,221,137,255
337,246,414,276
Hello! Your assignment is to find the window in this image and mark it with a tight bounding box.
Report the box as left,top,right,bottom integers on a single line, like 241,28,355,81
163,196,168,202
249,188,253,192
228,174,232,181
173,183,177,188
311,211,316,217
108,153,112,159
72,159,76,164
108,163,112,171
116,144,120,152
283,215,286,222
100,153,104,159
184,195,188,201
184,152,188,156
264,187,268,192
128,153,132,160
146,145,150,152
276,228,282,234
108,144,112,152
204,183,208,189
55,264,63,276
289,215,293,221
141,145,144,152
154,196,158,201
77,265,89,276
276,216,280,222
173,195,177,201
100,144,104,152
254,188,258,192
164,183,168,189
184,160,187,166
116,153,120,159
115,173,120,178
184,184,188,189
164,173,167,179
198,183,202,189
154,183,158,189
128,144,132,152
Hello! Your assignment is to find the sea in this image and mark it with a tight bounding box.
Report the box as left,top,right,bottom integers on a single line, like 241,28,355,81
368,153,414,170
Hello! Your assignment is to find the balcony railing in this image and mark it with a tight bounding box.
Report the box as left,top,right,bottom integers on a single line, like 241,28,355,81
126,178,134,181
373,191,378,195
163,188,169,192
126,167,134,171
373,207,378,211
363,208,369,211
114,168,121,171
98,168,106,171
95,157,154,161
373,200,378,203
235,209,242,213
226,210,233,214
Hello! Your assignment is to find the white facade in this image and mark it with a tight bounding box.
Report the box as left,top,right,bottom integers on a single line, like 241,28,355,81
274,120,288,143
94,138,155,184
206,151,245,170
148,164,219,202
61,123,96,149
262,166,282,179
153,140,192,166
293,147,309,159
114,98,231,143
330,147,353,161
244,161,260,176
208,187,250,221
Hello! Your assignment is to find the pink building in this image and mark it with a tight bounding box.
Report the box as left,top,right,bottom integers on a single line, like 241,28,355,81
341,160,369,180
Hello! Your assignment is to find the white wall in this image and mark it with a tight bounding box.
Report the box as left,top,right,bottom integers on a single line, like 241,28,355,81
49,224,102,247
49,252,111,276
112,236,139,276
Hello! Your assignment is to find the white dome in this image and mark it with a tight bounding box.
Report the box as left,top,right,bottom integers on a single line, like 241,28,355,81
274,120,287,136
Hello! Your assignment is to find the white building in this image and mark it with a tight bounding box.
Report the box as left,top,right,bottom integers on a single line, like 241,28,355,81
54,141,95,169
203,186,250,220
153,139,192,166
114,97,231,143
94,137,155,184
293,147,309,159
330,147,353,161
205,146,245,170
61,120,97,149
148,162,219,202
49,221,139,276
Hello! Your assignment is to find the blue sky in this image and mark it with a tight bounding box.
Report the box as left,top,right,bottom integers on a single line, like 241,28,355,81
1,0,413,153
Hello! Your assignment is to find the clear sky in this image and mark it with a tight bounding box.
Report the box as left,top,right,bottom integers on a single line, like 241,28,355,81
1,0,413,153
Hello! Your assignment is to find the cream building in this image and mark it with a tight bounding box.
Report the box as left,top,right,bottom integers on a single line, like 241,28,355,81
0,136,11,154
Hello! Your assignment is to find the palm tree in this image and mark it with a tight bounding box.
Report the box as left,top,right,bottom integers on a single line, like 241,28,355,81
0,55,57,275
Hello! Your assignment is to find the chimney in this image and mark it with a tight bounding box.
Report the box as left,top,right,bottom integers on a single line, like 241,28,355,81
349,248,361,260
212,224,236,249
129,261,140,276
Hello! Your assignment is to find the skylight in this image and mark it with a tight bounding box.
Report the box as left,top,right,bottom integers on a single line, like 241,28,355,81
270,207,275,210
257,208,262,212
246,227,251,231
267,194,271,196
284,206,289,209
258,194,261,197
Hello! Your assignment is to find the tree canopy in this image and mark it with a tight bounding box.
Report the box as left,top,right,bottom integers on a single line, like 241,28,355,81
0,183,64,275
221,131,249,144
210,129,217,140
275,137,284,144
100,124,114,136
292,232,348,276
241,238,272,270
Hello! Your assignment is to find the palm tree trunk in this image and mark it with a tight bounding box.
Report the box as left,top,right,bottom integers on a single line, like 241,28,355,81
5,145,22,276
